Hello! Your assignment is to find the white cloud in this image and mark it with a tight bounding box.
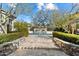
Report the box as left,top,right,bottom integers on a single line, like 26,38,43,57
37,3,44,10
37,3,58,10
37,5,42,10
8,3,17,8
38,3,44,6
46,3,58,10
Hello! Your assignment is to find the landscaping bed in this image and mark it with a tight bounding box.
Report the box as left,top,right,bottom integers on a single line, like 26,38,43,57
53,32,79,56
0,32,22,44
0,32,25,56
0,32,28,56
0,37,25,56
53,32,79,44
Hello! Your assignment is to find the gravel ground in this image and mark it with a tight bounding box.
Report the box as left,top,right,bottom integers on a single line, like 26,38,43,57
9,35,68,56
9,49,67,56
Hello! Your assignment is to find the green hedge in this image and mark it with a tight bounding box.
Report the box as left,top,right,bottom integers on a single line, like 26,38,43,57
0,32,22,44
53,31,79,44
0,21,29,44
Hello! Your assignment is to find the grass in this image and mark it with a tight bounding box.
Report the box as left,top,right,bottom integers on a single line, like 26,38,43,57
53,31,79,44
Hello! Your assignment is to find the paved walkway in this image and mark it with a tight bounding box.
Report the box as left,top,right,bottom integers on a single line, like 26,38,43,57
9,35,68,56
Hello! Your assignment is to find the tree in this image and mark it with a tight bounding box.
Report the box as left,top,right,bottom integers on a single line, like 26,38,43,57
15,3,36,16
53,4,79,33
52,10,66,30
14,21,29,37
32,10,53,30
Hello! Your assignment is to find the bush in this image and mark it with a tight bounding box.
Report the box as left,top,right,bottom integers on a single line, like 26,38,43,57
14,21,29,37
53,31,79,44
0,21,29,44
0,22,28,44
47,27,53,31
0,32,22,44
54,27,65,32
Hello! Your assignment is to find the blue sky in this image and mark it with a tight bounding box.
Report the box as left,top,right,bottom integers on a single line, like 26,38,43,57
1,3,73,23
56,3,72,11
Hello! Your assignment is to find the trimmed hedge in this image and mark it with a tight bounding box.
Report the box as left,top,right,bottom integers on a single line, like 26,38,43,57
53,31,79,44
0,32,22,44
0,22,29,44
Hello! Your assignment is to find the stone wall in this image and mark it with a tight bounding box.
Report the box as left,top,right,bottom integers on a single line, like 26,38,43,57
0,37,22,56
53,37,79,56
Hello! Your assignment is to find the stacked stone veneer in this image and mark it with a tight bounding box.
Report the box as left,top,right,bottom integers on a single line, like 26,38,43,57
53,37,79,56
0,37,23,56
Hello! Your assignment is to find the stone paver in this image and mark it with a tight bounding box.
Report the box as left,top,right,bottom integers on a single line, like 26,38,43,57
9,35,68,56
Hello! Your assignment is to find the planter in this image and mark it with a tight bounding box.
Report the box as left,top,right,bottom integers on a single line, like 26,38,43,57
53,37,79,56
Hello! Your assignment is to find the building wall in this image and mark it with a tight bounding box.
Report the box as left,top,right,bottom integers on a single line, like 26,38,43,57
0,13,7,34
0,9,16,34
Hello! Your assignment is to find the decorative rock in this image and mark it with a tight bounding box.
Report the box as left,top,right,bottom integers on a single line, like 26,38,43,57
53,37,79,56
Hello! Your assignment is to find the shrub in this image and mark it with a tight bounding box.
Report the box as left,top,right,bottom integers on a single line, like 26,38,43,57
53,31,79,44
0,21,29,44
14,21,29,37
0,32,22,44
54,27,65,32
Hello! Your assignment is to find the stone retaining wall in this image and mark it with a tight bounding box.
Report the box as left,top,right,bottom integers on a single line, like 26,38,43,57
53,37,79,56
0,37,25,56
